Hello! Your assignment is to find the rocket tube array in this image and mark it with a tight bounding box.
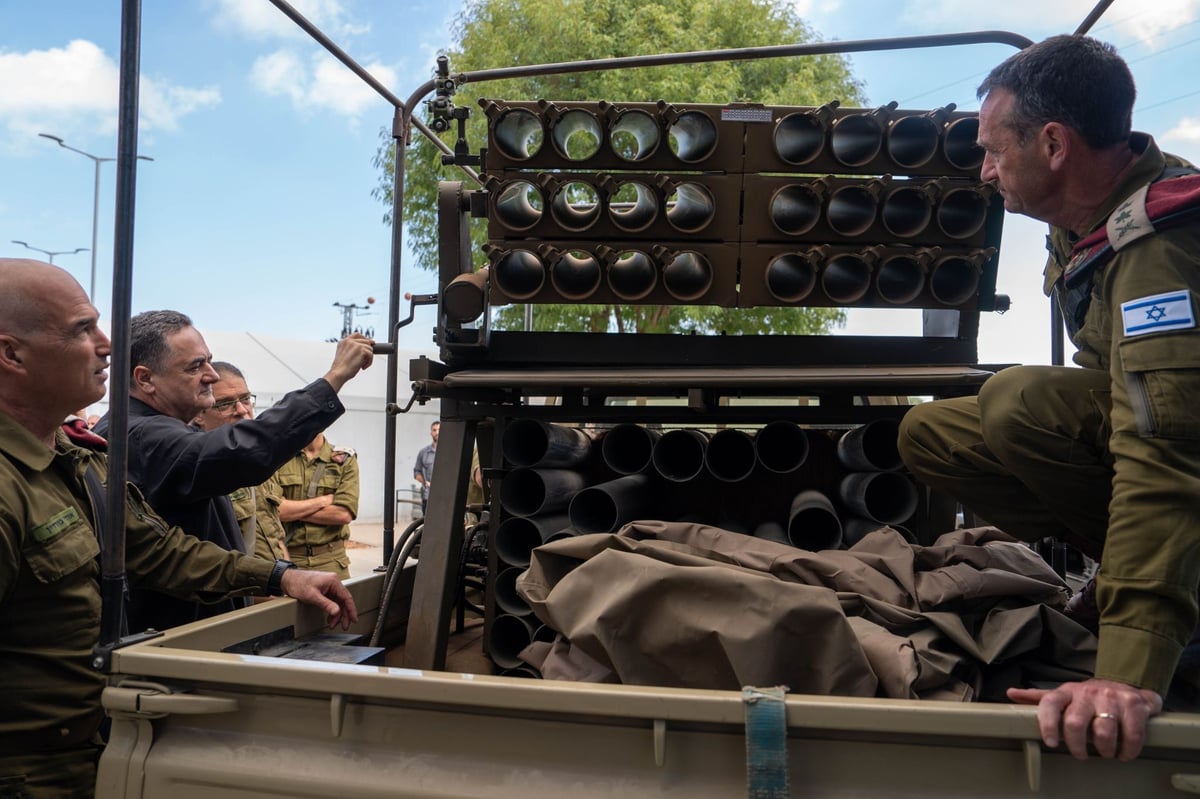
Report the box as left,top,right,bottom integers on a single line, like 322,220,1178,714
472,98,1002,316
488,417,922,672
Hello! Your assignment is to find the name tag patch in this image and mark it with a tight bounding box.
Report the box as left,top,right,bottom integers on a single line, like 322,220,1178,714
1121,291,1196,337
30,507,83,543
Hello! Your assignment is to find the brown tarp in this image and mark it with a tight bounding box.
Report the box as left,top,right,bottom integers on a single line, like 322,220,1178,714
517,522,1096,701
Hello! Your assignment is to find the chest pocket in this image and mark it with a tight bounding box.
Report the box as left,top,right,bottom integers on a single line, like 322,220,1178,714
24,506,100,584
314,465,343,497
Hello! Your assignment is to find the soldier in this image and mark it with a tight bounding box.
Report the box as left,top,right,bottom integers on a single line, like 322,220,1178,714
277,432,360,579
898,35,1200,760
0,259,357,796
193,361,289,561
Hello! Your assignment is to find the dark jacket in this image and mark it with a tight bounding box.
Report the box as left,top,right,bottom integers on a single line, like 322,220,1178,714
95,378,343,630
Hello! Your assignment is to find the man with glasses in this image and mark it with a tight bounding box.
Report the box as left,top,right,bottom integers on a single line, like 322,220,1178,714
276,431,359,579
194,361,290,562
95,310,373,631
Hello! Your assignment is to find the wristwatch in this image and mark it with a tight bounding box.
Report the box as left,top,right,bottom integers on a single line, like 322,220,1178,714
267,559,297,596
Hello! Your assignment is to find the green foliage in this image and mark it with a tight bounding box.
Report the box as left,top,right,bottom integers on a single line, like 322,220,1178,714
373,0,865,335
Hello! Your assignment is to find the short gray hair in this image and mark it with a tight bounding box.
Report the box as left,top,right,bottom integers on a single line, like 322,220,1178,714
129,310,193,377
211,361,244,379
977,35,1134,149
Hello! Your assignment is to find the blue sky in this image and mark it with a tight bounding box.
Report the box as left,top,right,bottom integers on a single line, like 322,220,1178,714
2,0,1198,364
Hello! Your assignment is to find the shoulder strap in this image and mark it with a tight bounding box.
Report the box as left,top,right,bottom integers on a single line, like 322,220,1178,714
83,466,107,555
83,465,129,637
306,463,328,498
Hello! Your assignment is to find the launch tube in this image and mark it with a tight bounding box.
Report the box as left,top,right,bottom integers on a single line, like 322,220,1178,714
600,423,661,475
786,489,843,551
568,473,652,534
838,471,919,526
836,418,903,472
502,419,593,468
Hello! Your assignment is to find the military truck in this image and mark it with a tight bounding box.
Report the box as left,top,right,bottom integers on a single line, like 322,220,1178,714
94,1,1200,796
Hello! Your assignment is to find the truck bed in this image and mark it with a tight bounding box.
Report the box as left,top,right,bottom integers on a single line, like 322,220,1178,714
96,571,1200,798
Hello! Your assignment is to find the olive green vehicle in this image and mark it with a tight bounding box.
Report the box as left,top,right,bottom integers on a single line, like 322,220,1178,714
94,2,1200,797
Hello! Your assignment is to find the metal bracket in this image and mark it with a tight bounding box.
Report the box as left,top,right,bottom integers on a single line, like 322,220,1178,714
1023,739,1042,793
653,718,667,767
90,627,164,673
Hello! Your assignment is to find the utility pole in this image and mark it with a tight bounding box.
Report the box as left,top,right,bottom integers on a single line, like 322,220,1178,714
331,298,376,340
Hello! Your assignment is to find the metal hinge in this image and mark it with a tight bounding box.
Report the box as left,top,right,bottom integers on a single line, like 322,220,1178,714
103,679,239,719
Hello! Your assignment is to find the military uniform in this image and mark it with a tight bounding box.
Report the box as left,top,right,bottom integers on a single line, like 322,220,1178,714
276,440,359,579
899,133,1200,696
229,475,288,561
0,410,278,794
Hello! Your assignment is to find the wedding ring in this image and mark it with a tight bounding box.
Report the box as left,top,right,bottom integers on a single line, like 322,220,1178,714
1094,712,1118,721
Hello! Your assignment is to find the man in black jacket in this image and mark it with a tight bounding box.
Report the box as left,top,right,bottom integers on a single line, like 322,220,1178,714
95,310,373,631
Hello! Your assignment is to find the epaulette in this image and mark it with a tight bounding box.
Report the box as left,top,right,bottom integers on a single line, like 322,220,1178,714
331,445,357,465
61,417,108,452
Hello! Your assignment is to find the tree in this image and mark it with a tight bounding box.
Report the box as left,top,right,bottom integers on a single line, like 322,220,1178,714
372,0,866,334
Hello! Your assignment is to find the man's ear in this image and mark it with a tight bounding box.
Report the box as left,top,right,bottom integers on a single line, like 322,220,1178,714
1041,121,1072,171
132,364,155,395
0,334,25,374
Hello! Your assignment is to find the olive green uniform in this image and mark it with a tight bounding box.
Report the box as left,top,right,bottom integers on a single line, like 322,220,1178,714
275,440,359,579
0,410,277,795
229,475,288,561
899,134,1200,696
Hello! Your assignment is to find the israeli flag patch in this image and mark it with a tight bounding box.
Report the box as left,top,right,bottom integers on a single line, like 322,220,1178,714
1121,290,1196,337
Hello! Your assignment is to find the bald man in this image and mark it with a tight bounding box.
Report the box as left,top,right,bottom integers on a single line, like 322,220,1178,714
0,259,358,796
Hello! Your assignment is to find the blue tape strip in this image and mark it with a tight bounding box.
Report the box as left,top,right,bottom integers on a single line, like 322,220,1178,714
743,685,789,799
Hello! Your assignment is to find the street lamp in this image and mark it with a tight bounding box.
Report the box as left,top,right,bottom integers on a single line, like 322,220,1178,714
39,133,154,302
11,240,89,265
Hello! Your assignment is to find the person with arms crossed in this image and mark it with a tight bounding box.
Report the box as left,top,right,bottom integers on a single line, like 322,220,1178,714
0,259,357,797
898,35,1200,761
276,432,359,579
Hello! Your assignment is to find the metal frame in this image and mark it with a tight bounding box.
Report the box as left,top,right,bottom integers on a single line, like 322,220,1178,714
96,0,1118,663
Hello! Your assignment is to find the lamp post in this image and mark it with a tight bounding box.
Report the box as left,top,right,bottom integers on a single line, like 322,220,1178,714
38,133,153,302
10,240,88,265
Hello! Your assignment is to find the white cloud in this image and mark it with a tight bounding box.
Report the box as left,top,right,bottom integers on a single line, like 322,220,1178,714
889,0,1199,46
0,40,220,150
250,49,396,119
1164,116,1200,144
1117,1,1200,47
899,1,1100,33
787,0,844,18
210,0,370,41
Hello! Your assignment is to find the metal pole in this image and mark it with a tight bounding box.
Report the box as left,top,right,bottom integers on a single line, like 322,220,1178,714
38,134,151,303
94,0,144,666
89,159,102,301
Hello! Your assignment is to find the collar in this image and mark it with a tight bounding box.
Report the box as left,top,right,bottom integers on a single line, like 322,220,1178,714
0,409,85,471
307,438,335,463
1045,132,1167,288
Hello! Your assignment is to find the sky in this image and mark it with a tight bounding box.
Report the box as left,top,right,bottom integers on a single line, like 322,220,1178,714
2,0,1199,367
